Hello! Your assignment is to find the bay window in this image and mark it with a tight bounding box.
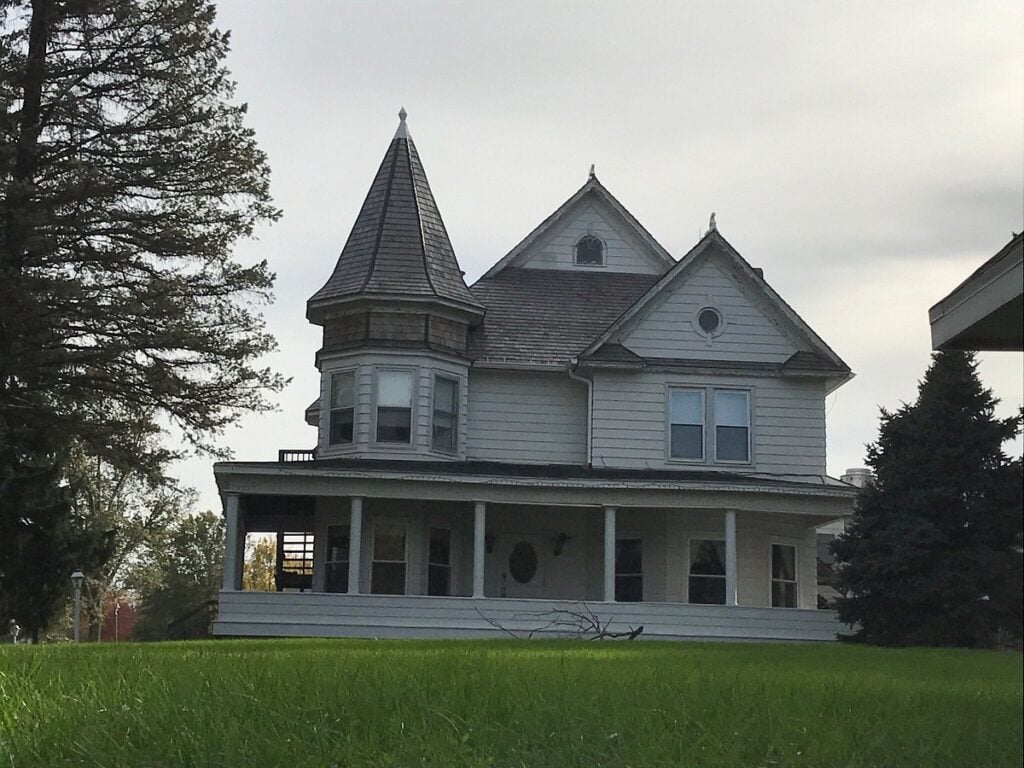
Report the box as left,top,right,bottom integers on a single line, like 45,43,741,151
329,371,354,445
376,370,413,443
431,375,459,452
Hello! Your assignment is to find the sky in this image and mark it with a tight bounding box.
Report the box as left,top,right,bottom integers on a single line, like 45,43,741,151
174,0,1024,512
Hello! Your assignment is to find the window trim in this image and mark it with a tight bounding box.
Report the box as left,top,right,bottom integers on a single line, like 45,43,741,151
573,233,607,267
712,388,751,464
666,387,706,463
370,520,409,595
768,540,799,609
430,373,460,454
327,368,357,447
686,534,727,605
372,366,417,447
666,385,754,466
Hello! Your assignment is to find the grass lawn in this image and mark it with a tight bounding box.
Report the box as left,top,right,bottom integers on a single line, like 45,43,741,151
0,639,1020,767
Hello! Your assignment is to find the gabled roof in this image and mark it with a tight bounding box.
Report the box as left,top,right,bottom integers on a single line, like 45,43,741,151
480,175,676,279
468,268,658,366
581,229,851,382
307,110,482,323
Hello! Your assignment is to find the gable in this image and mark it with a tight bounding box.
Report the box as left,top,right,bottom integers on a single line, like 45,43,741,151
516,198,664,275
616,250,798,362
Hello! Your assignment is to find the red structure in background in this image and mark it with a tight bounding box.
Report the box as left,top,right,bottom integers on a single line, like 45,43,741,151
99,597,138,642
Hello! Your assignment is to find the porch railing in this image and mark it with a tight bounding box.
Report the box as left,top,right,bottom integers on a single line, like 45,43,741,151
278,448,317,463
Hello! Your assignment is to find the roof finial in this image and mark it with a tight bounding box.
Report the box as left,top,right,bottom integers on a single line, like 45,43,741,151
588,163,596,180
393,107,410,140
708,212,717,233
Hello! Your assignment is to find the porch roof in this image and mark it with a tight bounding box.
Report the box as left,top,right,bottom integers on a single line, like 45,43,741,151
214,458,856,517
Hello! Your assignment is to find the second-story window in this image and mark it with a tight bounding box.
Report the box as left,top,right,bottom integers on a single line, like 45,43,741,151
574,234,604,266
431,375,459,452
376,370,413,443
669,389,704,460
714,390,750,462
329,371,354,445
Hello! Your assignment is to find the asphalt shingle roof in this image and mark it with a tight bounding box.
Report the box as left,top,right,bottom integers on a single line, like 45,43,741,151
307,129,481,316
468,268,660,365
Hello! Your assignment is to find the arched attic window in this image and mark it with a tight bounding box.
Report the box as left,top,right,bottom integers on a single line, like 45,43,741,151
574,234,605,266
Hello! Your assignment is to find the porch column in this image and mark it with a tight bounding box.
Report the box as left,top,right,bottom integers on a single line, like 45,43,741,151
472,501,486,598
347,497,363,595
725,509,738,606
603,506,616,602
222,493,241,591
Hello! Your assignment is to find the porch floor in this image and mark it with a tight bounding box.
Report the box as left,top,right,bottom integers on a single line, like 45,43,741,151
214,591,844,642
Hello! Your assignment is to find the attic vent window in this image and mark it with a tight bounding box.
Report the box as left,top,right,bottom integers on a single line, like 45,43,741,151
574,235,604,266
698,308,721,334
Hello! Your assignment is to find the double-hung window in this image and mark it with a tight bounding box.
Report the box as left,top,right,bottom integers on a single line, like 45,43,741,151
371,524,407,595
771,544,798,608
689,539,726,604
427,527,452,596
714,390,750,462
614,539,643,602
669,389,704,460
431,376,459,453
324,525,349,593
329,371,354,445
376,370,413,443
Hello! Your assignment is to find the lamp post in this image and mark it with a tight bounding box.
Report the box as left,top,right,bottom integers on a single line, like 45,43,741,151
71,570,84,643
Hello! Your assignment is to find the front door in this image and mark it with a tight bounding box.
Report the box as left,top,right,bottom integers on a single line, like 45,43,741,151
496,534,548,598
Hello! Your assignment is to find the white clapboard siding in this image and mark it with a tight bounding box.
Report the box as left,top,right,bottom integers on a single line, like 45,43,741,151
620,254,797,362
591,372,826,475
215,591,844,642
466,371,588,464
520,201,662,275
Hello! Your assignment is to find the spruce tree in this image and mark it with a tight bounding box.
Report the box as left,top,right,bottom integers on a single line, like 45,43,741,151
832,351,1023,647
1,0,282,634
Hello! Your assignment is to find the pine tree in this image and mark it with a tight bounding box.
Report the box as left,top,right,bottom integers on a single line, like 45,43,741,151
832,351,1023,647
1,0,283,634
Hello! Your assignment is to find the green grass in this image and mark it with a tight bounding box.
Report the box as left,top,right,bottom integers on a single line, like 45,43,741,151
0,639,1020,767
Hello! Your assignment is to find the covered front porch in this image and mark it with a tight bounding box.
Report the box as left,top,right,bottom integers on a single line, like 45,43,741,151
213,460,854,641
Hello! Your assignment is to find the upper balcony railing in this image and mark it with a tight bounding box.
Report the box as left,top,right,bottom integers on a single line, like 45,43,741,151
278,448,317,463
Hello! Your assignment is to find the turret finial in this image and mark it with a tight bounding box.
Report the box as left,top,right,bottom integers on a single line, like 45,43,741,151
588,163,596,180
708,212,717,233
393,107,410,140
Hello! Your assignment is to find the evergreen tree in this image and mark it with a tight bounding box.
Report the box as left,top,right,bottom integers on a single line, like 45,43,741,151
1,0,282,633
832,351,1023,647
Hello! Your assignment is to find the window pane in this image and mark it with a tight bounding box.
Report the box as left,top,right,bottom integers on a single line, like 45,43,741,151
772,581,797,608
575,235,603,265
428,528,451,566
326,526,350,563
374,527,406,561
434,377,457,413
615,539,642,575
331,372,354,409
716,426,748,461
376,407,411,442
377,371,412,407
325,562,348,594
689,575,726,604
427,564,450,596
670,390,703,425
330,408,353,444
371,562,406,595
772,544,796,581
690,539,726,576
714,391,748,427
615,575,643,602
671,424,703,459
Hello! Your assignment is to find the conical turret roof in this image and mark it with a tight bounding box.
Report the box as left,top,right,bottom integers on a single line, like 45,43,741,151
307,110,483,322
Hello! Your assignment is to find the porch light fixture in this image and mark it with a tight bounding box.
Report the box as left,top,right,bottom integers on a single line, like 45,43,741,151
70,570,84,643
553,532,570,557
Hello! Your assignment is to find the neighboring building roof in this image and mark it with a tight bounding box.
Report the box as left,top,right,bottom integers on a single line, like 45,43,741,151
307,110,482,322
480,175,676,279
580,229,852,388
929,232,1023,351
468,268,659,365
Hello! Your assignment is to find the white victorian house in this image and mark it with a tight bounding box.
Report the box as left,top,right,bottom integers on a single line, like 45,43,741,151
213,111,856,642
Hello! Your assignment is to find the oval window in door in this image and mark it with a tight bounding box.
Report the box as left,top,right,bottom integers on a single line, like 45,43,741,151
508,541,538,584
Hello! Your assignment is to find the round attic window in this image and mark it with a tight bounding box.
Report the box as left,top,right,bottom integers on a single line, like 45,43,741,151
697,307,722,334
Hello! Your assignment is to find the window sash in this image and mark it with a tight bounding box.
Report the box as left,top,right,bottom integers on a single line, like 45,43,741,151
377,371,412,407
427,528,452,597
329,372,355,445
325,525,349,594
714,390,749,462
771,544,798,608
432,377,459,452
371,525,407,596
688,539,726,605
669,389,705,460
375,370,413,443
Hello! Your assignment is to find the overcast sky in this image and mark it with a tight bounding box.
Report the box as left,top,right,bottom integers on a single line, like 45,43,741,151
174,0,1024,511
